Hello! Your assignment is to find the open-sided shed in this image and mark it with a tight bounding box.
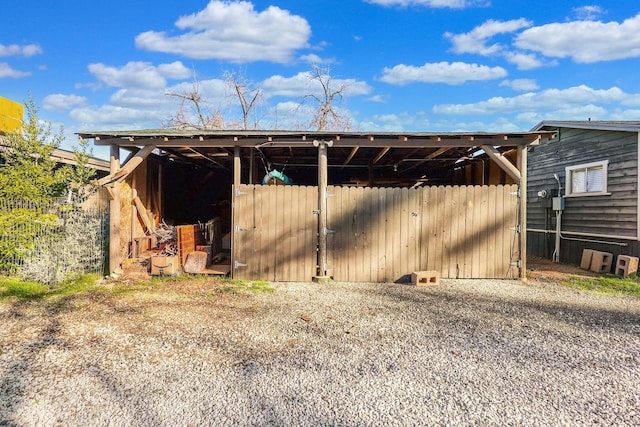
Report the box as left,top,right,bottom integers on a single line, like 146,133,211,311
78,130,553,282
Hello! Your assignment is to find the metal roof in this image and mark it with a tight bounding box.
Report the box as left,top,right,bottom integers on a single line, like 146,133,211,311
77,129,552,149
531,120,640,133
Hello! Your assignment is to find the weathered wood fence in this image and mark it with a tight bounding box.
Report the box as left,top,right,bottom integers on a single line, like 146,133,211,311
233,184,519,282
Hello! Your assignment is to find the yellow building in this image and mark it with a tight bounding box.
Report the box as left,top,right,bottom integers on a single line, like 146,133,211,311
0,96,24,134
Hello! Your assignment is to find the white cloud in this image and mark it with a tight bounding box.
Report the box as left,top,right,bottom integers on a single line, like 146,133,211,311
367,94,390,103
260,71,372,99
503,51,549,70
433,85,630,115
364,0,488,9
42,94,88,112
135,1,311,63
70,104,167,129
380,61,507,85
573,6,605,21
157,62,193,80
444,18,552,70
0,43,42,57
445,18,532,55
0,62,31,78
609,109,640,120
299,54,336,65
499,79,539,91
263,101,315,130
87,61,191,89
166,78,229,102
515,13,640,63
359,111,431,131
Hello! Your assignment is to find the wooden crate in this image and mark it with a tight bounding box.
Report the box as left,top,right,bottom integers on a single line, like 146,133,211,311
177,224,206,267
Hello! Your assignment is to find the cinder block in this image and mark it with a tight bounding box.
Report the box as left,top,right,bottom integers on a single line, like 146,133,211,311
580,249,594,270
184,251,208,274
590,251,613,273
411,271,440,286
616,255,639,277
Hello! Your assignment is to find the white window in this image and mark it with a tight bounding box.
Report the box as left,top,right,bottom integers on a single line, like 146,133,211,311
565,160,609,196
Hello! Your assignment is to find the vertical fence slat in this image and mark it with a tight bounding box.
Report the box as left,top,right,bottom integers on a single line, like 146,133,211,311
469,186,480,278
250,185,261,280
376,187,386,283
305,185,317,280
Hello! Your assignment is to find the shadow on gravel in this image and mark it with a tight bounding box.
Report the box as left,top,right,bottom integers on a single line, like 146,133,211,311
0,296,75,424
84,361,162,427
361,282,640,334
0,295,160,426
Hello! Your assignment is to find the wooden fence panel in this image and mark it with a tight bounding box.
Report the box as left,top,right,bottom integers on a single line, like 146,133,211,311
326,185,519,281
233,184,317,281
233,184,519,281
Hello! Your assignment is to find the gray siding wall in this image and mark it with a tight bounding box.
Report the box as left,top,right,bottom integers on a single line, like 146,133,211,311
527,128,639,263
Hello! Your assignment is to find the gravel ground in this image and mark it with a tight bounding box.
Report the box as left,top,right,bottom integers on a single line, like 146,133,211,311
1,278,639,426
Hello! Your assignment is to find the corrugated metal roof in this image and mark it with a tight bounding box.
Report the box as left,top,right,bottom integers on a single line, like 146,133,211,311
531,120,640,132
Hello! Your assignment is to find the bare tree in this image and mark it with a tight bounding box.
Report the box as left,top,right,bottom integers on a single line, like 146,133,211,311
165,79,225,130
224,70,262,130
304,65,351,131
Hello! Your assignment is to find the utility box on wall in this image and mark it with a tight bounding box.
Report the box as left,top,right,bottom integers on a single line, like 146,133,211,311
552,197,565,211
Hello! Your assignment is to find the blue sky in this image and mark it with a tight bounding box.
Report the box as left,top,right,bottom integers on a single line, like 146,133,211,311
2,0,640,158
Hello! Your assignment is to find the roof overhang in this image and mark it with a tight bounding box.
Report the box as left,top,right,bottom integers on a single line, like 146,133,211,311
77,129,555,186
78,129,553,149
532,120,640,133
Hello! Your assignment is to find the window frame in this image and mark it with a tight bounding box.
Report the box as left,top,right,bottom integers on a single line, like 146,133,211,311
564,160,610,197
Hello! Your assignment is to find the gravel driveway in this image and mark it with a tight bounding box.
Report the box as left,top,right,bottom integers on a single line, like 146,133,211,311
1,278,639,426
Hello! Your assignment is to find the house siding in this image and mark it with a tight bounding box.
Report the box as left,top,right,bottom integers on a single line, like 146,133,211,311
527,128,639,265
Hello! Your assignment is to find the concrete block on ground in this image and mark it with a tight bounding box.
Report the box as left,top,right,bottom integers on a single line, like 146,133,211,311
580,249,594,270
411,271,440,286
184,251,208,274
590,251,613,274
616,255,639,277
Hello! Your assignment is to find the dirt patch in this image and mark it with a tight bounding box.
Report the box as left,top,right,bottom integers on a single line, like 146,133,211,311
527,255,597,283
116,256,595,285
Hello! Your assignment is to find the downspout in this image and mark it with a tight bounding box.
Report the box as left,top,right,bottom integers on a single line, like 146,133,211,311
552,173,562,263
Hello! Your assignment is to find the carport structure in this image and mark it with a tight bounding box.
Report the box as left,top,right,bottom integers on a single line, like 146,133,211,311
78,130,553,282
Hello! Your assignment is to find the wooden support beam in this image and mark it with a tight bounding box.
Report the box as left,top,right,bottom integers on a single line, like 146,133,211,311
109,145,121,274
373,147,391,164
316,142,329,279
426,147,450,159
133,196,155,233
97,145,156,186
234,146,241,188
186,147,227,168
481,145,521,184
342,146,359,167
400,147,452,173
518,145,527,279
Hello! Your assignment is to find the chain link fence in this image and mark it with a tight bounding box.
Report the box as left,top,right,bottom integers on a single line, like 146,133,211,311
0,189,109,284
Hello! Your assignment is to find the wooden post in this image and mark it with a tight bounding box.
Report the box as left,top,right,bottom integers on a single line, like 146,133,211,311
109,144,121,274
234,146,241,188
518,145,528,279
315,141,330,281
231,146,240,279
249,149,255,184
